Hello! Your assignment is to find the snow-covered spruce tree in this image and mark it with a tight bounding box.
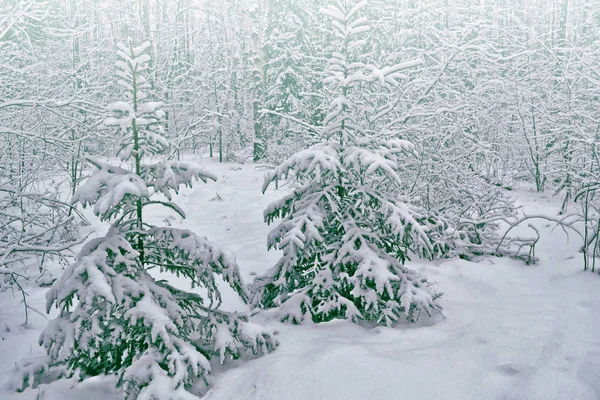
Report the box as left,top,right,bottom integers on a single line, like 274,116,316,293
29,42,276,399
251,1,442,327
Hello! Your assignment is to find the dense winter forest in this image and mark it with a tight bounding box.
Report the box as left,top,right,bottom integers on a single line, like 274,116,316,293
2,0,600,399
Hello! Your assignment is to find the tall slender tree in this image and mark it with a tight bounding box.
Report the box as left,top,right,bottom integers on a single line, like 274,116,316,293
32,42,276,399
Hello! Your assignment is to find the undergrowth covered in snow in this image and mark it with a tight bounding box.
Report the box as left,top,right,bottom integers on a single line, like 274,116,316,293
2,159,600,400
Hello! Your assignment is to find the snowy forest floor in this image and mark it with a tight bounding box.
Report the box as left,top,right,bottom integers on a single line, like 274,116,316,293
2,157,600,400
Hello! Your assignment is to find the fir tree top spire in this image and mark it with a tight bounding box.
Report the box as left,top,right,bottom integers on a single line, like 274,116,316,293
319,0,423,145
105,39,168,162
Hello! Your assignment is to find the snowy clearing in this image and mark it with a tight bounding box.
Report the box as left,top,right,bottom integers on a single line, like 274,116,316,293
2,158,600,400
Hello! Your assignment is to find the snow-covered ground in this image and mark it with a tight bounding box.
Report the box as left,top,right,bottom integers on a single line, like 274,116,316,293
2,158,600,400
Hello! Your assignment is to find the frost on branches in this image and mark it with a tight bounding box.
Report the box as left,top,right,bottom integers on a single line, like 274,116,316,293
251,1,442,326
26,42,276,399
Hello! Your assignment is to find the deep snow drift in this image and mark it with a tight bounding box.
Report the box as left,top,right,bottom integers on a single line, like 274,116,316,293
2,158,600,400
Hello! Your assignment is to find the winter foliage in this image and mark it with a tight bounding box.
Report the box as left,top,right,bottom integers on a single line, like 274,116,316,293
3,0,600,397
251,1,441,326
28,41,276,399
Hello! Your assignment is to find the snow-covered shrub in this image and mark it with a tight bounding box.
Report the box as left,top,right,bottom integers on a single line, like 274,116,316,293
0,166,84,323
387,121,536,262
26,42,276,399
395,139,523,260
251,1,442,326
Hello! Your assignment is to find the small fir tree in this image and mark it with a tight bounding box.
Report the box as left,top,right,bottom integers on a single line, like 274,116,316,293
251,0,442,326
31,42,276,399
